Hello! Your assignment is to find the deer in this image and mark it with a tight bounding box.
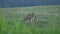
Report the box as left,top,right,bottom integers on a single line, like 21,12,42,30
23,13,37,23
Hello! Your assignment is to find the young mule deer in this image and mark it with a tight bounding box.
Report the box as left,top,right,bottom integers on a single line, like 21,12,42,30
24,13,36,23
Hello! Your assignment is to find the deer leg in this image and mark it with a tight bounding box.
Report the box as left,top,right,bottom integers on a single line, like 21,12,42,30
33,16,37,24
29,20,31,23
27,19,31,23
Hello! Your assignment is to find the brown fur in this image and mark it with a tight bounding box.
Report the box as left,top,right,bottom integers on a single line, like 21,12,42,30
24,13,36,23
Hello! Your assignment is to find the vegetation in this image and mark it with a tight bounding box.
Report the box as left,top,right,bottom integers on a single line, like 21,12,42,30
0,5,60,34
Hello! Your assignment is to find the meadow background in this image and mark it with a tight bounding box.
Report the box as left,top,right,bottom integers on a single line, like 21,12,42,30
0,5,60,34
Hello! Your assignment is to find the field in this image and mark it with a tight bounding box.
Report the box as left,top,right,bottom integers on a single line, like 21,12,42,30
0,5,60,34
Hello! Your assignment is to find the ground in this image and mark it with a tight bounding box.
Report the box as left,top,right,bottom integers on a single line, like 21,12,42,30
0,5,60,34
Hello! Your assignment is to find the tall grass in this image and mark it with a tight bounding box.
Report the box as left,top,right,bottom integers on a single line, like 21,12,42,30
0,5,60,34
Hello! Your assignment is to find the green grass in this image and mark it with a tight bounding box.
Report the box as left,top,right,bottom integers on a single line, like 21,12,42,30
0,5,60,34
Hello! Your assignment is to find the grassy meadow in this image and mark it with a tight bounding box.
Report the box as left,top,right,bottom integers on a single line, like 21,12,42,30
0,5,60,34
